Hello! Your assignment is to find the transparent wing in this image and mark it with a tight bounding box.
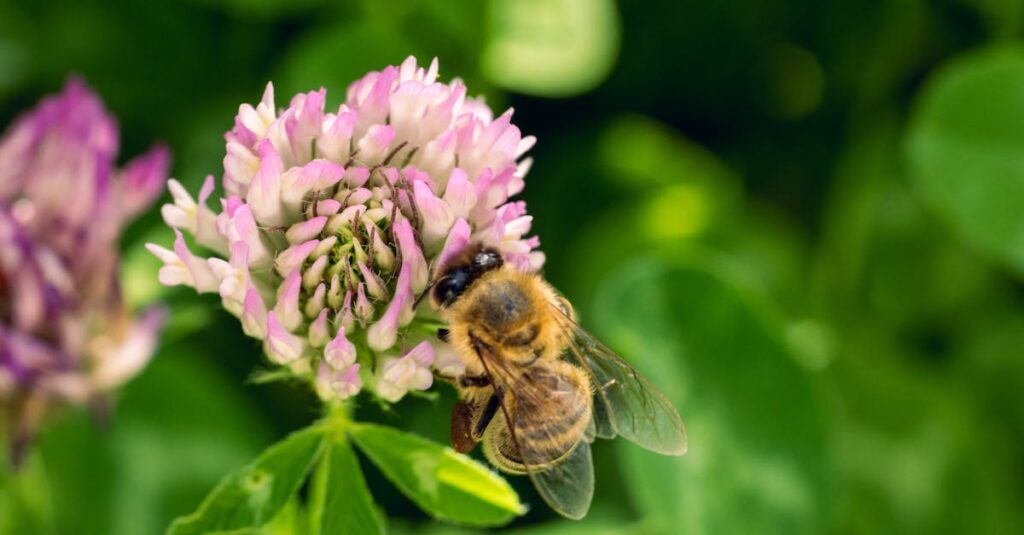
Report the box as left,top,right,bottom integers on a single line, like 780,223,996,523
553,307,688,456
470,339,595,519
526,439,593,520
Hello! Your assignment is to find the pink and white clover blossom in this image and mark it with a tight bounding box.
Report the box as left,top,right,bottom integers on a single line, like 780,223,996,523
150,57,541,403
0,79,170,463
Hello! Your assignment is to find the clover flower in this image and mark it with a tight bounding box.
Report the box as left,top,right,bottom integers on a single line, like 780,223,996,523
0,79,170,463
149,57,541,403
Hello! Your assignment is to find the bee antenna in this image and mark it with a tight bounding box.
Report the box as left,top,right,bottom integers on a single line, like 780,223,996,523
412,278,436,309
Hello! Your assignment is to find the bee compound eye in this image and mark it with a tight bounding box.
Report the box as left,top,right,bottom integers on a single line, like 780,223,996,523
432,277,455,304
433,269,471,306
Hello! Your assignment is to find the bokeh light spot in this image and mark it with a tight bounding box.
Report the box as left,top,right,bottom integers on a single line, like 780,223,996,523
643,184,709,240
482,0,620,97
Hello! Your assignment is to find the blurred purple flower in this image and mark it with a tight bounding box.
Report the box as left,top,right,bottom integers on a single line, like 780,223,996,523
0,79,170,464
150,57,541,403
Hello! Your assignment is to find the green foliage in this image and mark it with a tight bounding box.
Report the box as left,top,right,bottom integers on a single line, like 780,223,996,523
2,350,270,535
349,423,524,526
275,19,420,103
908,45,1024,275
4,0,1024,533
0,447,56,535
160,417,524,533
309,436,386,535
482,0,620,97
167,425,326,535
592,257,828,534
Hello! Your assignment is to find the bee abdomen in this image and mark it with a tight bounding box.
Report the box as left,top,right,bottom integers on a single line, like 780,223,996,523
484,400,591,474
518,399,590,443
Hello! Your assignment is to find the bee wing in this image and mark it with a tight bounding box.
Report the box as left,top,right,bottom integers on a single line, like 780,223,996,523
472,342,595,519
584,413,598,443
526,439,594,520
553,307,688,456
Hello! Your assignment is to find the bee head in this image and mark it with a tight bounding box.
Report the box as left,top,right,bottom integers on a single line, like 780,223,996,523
471,249,503,271
432,247,504,308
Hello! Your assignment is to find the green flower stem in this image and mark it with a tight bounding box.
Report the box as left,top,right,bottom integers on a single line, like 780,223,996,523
317,400,354,438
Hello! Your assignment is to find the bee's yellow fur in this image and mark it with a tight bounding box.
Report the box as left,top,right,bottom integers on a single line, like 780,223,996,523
436,265,591,474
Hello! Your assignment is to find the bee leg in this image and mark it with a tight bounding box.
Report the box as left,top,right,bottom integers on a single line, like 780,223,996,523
432,370,458,385
437,328,450,342
473,389,503,439
451,400,479,453
450,386,505,454
458,375,491,388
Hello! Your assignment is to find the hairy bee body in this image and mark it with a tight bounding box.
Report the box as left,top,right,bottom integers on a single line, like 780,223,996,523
444,267,571,378
430,245,687,519
480,359,592,474
432,248,591,474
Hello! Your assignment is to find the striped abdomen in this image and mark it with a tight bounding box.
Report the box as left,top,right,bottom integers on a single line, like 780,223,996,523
483,361,592,474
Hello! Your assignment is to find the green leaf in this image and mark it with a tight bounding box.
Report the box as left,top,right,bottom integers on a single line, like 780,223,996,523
590,255,828,533
348,423,523,526
822,118,1002,329
482,0,620,97
907,45,1024,275
167,425,327,535
259,497,306,535
309,436,385,535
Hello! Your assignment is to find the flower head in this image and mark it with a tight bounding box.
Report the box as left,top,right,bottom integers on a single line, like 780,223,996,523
0,79,170,464
150,57,541,402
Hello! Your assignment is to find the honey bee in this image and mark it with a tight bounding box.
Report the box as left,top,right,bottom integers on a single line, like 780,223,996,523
430,245,688,519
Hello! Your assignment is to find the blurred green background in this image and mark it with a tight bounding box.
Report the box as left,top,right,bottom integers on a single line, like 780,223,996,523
3,0,1024,533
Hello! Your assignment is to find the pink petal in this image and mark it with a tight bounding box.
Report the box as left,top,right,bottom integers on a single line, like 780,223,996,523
392,217,428,293
314,198,342,216
403,341,434,368
338,290,355,332
265,311,304,364
198,174,216,205
366,221,395,270
327,274,343,310
435,218,471,274
286,216,327,244
273,270,303,331
344,166,370,188
222,202,272,268
442,168,477,220
90,306,167,390
172,229,218,292
280,159,344,212
355,282,373,323
317,361,361,400
357,260,387,300
241,287,268,339
275,239,319,277
357,124,395,163
324,326,357,369
246,139,285,226
317,109,356,162
308,308,330,347
119,144,170,220
303,255,328,290
366,262,410,352
305,282,327,318
413,179,454,248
